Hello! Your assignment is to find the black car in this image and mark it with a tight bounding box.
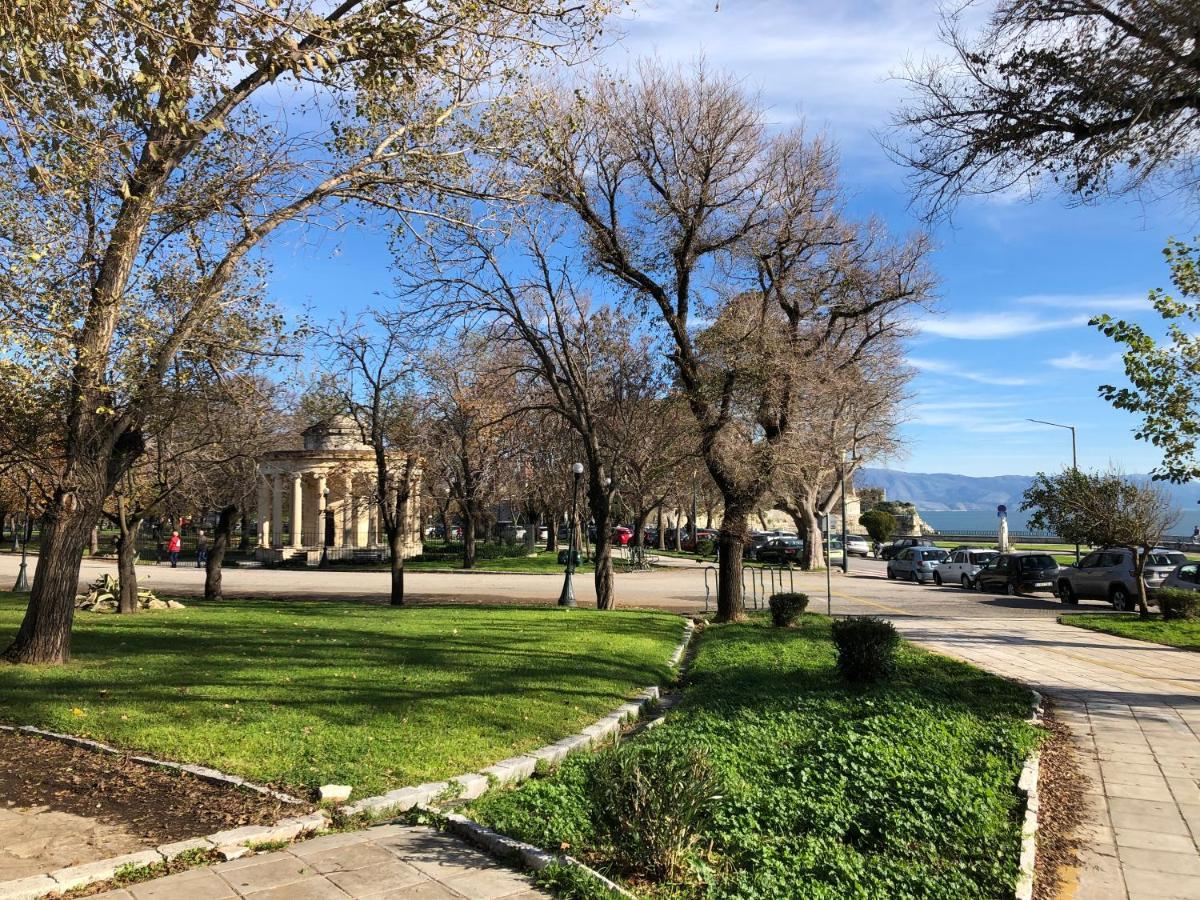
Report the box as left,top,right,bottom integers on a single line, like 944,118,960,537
755,537,803,564
880,537,923,560
974,552,1061,596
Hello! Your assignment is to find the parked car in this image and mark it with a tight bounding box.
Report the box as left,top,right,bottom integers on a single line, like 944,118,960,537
880,537,924,560
746,533,776,558
755,537,803,564
842,534,870,558
1055,548,1189,610
934,547,999,588
1162,561,1200,592
613,526,633,546
974,552,1061,597
886,546,949,583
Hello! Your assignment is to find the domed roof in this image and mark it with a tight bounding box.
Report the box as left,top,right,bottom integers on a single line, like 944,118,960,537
302,415,369,451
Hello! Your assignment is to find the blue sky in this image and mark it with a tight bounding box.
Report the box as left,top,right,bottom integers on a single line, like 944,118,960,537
264,0,1192,478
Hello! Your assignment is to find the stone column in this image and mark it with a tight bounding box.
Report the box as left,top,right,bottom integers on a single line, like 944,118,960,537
272,473,284,549
342,475,355,547
316,474,327,546
368,500,379,547
257,475,270,548
291,474,303,549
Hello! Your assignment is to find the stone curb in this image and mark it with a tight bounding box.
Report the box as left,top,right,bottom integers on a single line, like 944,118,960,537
1015,689,1044,900
442,813,636,899
340,618,696,821
0,811,329,899
0,724,305,805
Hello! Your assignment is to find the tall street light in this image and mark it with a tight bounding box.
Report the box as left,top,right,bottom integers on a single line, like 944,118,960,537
1027,418,1080,564
558,462,584,607
12,492,30,593
840,447,857,575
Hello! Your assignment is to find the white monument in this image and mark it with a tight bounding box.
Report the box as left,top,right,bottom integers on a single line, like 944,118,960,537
255,416,423,564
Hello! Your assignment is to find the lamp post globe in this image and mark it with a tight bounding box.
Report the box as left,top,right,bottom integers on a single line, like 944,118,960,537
559,462,584,607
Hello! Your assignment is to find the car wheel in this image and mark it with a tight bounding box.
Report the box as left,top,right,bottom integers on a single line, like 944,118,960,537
886,567,895,580
975,578,986,593
933,572,943,586
1006,582,1019,597
1058,582,1077,605
1111,586,1135,612
961,575,972,590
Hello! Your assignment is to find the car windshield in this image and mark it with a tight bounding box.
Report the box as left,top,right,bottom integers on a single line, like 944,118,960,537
970,552,998,564
1021,555,1058,570
1149,552,1188,567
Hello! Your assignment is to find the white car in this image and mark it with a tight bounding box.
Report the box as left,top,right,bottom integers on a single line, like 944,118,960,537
842,534,870,558
1162,561,1200,593
935,547,999,589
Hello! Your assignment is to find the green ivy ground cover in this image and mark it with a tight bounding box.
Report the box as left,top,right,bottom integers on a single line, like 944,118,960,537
0,594,682,795
471,616,1041,899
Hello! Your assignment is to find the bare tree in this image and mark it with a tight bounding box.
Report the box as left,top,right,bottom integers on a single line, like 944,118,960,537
525,60,932,620
895,1,1200,213
315,314,422,606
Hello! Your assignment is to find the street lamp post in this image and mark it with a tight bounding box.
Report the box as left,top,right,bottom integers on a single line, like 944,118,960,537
12,494,30,592
1027,418,1080,564
319,487,330,567
840,448,856,575
558,462,584,607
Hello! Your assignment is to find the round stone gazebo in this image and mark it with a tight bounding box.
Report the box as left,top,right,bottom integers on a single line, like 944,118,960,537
255,416,423,564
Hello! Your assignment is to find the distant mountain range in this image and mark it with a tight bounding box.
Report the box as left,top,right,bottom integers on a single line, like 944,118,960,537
856,467,1200,512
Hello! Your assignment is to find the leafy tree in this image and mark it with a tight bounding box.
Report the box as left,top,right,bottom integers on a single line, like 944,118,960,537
859,509,897,546
1094,239,1200,482
0,0,605,664
897,0,1200,213
1021,468,1180,615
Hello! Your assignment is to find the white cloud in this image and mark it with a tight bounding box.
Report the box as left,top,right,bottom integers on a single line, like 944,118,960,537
916,311,1090,340
907,356,1036,386
1016,293,1150,313
1049,351,1123,372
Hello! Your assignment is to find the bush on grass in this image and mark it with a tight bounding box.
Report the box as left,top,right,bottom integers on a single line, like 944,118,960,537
695,538,716,557
831,616,899,683
589,741,721,881
1158,588,1200,621
768,592,809,627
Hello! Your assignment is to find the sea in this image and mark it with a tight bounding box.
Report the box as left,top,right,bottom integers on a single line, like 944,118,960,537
923,509,1200,538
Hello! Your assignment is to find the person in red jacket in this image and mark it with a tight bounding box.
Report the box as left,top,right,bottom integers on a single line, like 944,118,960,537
167,530,181,568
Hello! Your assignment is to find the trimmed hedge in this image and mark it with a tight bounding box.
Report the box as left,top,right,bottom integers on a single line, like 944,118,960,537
1158,588,1200,621
768,592,809,627
832,616,900,683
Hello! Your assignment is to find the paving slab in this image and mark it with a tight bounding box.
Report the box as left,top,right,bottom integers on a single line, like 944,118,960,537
110,825,550,900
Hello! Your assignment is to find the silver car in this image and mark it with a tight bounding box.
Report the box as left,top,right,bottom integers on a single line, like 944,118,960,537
887,546,949,583
934,548,999,589
842,534,871,558
1055,547,1190,610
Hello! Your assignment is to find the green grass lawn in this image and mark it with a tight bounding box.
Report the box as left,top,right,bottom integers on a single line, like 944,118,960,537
471,616,1040,899
1061,613,1200,651
0,594,683,796
402,551,594,574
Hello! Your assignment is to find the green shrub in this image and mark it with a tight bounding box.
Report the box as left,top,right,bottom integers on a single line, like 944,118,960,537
1158,588,1200,621
859,509,897,544
695,538,716,557
831,617,900,683
768,592,809,627
589,741,720,881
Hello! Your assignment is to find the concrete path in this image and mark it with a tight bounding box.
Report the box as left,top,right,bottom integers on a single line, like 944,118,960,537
899,617,1200,900
91,824,549,900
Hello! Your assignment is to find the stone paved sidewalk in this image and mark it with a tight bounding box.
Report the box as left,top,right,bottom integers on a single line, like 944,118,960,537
91,825,550,900
898,616,1200,900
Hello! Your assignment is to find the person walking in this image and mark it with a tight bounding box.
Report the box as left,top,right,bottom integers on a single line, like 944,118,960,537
196,530,209,569
167,530,181,568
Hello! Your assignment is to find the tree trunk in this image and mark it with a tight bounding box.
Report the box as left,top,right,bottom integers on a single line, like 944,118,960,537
463,514,477,569
545,511,558,551
2,494,97,663
803,506,825,570
589,482,615,610
632,507,650,548
1135,549,1150,617
89,525,100,556
673,509,683,551
524,511,538,553
238,511,251,550
656,506,666,549
440,506,453,546
716,503,750,622
116,499,140,614
389,527,406,606
205,505,236,602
